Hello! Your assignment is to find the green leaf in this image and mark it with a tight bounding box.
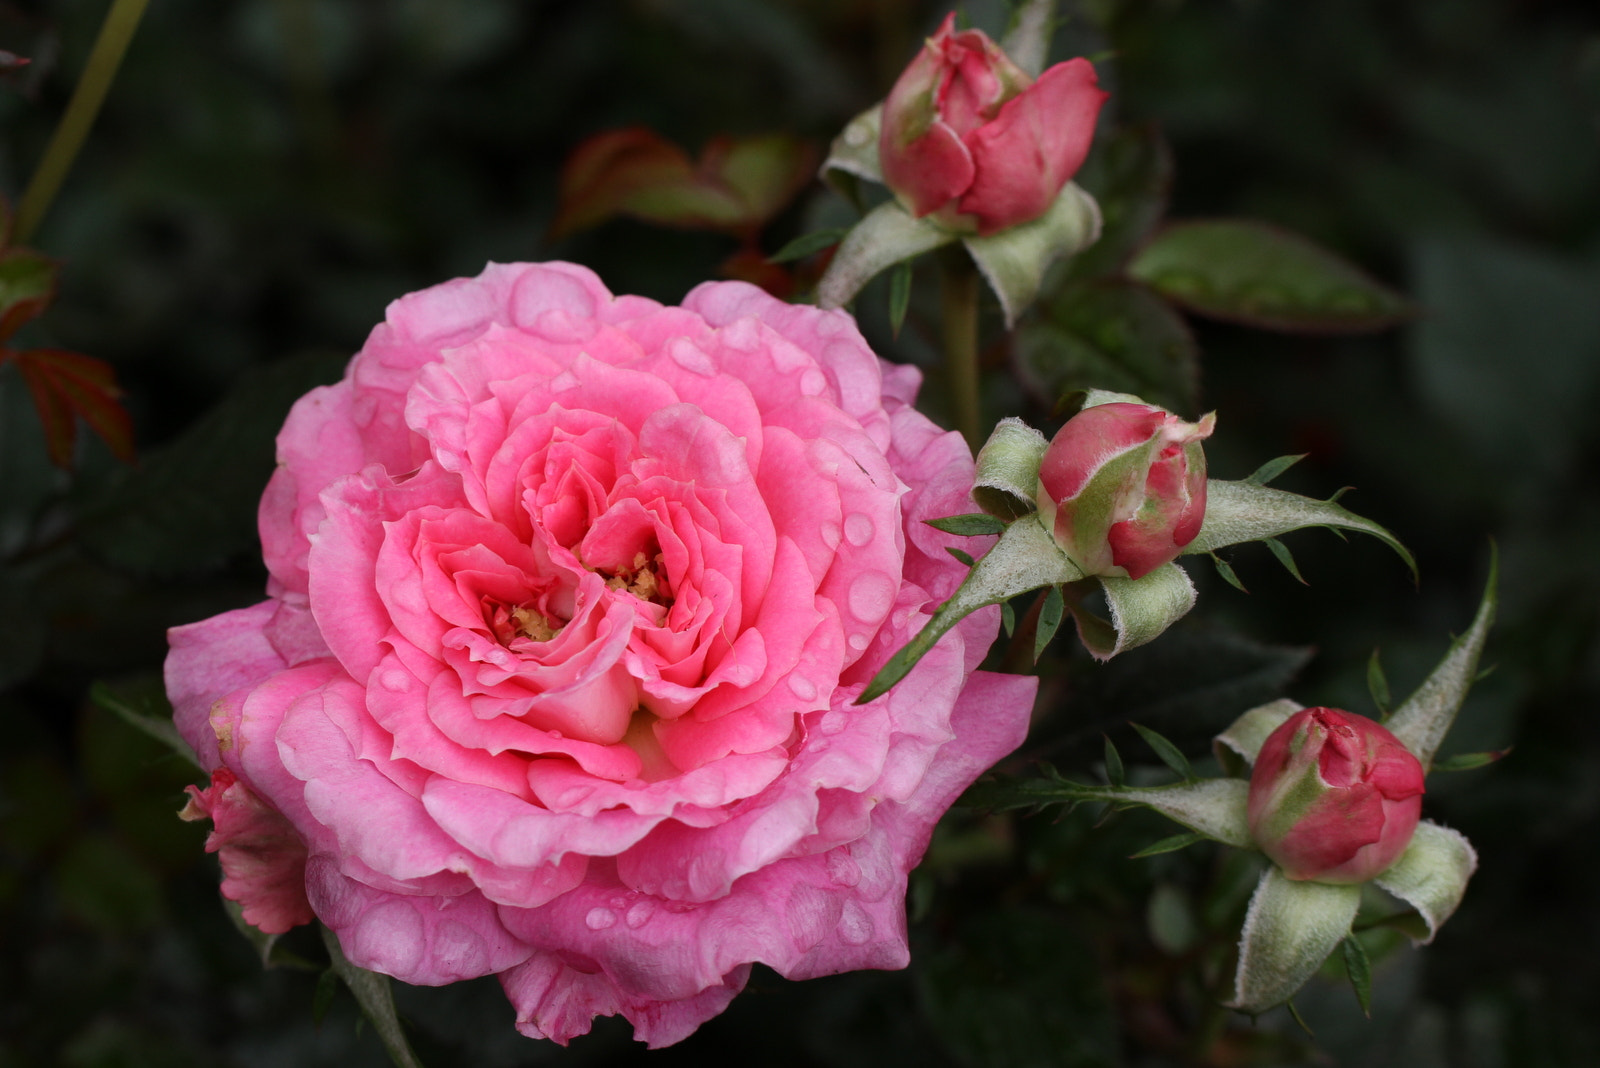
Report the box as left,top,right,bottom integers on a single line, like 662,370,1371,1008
320,925,426,1068
1066,123,1173,280
964,181,1103,327
859,516,1083,702
816,201,955,311
1386,547,1497,769
1430,748,1511,772
925,512,1007,536
1014,279,1199,417
1210,552,1248,593
1130,831,1207,859
1244,453,1307,486
1367,648,1392,716
1128,219,1414,333
1228,867,1361,1014
0,247,58,340
972,417,1048,519
1103,735,1125,787
768,227,847,263
1372,820,1478,943
1341,935,1374,1018
1034,584,1064,662
1131,722,1195,782
1262,537,1306,584
89,681,203,771
963,773,1254,849
887,259,912,337
313,968,340,1025
77,350,349,576
1000,600,1016,638
945,546,976,567
1185,479,1417,582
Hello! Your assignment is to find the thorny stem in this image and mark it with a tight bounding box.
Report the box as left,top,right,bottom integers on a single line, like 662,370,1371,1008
15,0,151,244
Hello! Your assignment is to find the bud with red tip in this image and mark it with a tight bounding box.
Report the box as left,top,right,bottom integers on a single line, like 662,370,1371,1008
1247,707,1426,885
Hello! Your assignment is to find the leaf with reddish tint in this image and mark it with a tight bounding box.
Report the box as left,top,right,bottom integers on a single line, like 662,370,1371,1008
0,247,59,342
1128,219,1414,333
551,127,815,240
11,347,134,467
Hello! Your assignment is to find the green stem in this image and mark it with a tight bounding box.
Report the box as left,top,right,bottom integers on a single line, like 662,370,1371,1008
14,0,152,245
939,250,981,450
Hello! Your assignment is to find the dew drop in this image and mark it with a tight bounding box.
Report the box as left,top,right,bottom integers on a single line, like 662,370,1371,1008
380,670,412,692
848,571,895,622
819,710,847,735
789,675,817,701
826,850,861,887
820,522,842,550
844,120,871,147
848,632,870,652
584,907,617,931
625,899,655,928
837,900,874,945
843,513,875,547
800,369,828,396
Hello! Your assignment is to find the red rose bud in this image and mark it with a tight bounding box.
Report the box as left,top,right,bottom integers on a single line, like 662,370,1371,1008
1035,402,1213,580
1247,708,1426,885
879,13,1107,236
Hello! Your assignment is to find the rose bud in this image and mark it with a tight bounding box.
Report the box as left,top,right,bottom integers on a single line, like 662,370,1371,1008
1247,708,1426,885
878,13,1107,236
1034,401,1214,580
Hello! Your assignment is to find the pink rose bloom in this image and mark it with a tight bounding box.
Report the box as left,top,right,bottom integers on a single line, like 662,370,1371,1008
1035,401,1213,580
879,13,1107,236
166,262,1034,1047
1247,708,1426,884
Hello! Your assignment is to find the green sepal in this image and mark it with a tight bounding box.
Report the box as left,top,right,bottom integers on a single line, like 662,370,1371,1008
1213,697,1303,772
321,924,427,1068
89,680,203,772
962,773,1254,849
816,200,956,311
1210,552,1248,593
888,259,913,336
963,181,1102,327
1430,748,1511,772
1385,547,1497,770
1001,600,1016,637
313,967,340,1025
1263,537,1306,584
1131,722,1195,782
946,546,976,567
768,227,848,264
1372,820,1478,944
973,417,1049,519
1366,648,1392,716
858,515,1083,702
997,0,1055,76
1068,562,1198,662
1131,831,1208,859
1185,478,1418,581
1227,866,1361,1014
1103,735,1125,787
1244,453,1307,486
820,103,883,194
1034,584,1065,662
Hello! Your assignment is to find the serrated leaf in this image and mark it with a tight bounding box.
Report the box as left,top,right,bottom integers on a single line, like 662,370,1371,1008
88,681,202,771
1341,935,1373,1017
321,925,426,1068
1103,735,1125,787
768,227,847,263
1263,537,1306,584
1211,552,1248,592
888,259,912,337
1186,479,1417,581
1130,831,1207,858
859,516,1083,702
1386,548,1497,769
1430,748,1511,772
1014,279,1200,417
1131,722,1195,781
925,512,1008,536
1228,867,1361,1013
946,546,976,567
1244,453,1307,486
1367,649,1392,716
1128,219,1414,333
1034,584,1064,662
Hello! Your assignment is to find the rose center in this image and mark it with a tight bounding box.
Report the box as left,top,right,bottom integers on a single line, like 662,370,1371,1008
509,604,563,642
602,551,671,607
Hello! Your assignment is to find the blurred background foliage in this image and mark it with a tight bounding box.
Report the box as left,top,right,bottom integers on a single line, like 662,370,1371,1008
1,0,1598,1064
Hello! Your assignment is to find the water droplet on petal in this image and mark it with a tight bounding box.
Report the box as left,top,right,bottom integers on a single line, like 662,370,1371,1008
819,710,847,735
789,674,817,701
584,907,617,931
381,670,412,692
843,513,875,547
800,369,827,396
625,899,655,928
820,522,841,550
826,850,861,886
848,632,869,652
848,571,895,622
837,900,874,944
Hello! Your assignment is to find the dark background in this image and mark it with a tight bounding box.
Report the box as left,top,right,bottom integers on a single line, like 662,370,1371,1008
2,1,1597,1065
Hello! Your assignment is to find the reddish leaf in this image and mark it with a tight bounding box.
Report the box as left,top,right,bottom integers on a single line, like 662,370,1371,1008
551,127,815,241
0,247,58,342
718,245,794,298
11,346,135,467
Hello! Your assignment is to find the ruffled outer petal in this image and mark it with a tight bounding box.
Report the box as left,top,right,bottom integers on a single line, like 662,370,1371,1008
165,262,1038,1048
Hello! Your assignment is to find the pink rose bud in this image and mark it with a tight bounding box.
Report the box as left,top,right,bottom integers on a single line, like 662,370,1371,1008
878,13,1107,236
1247,708,1426,884
1035,401,1214,580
